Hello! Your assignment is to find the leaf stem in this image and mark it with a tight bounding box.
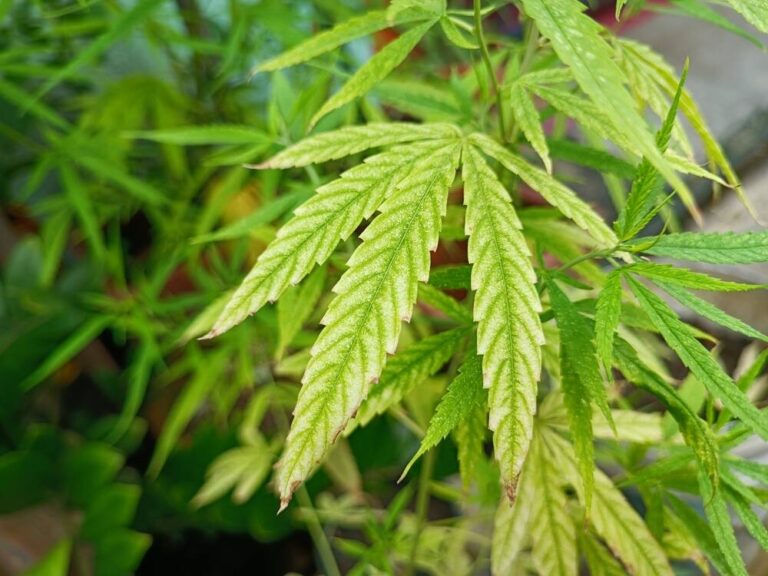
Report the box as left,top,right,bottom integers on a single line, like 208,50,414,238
473,0,507,142
404,448,436,576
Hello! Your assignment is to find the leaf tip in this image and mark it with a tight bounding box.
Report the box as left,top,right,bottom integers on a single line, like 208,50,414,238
504,476,519,504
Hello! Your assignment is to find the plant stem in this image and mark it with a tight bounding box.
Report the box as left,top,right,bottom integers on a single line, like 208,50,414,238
296,486,342,576
557,247,616,273
404,448,436,576
473,0,507,142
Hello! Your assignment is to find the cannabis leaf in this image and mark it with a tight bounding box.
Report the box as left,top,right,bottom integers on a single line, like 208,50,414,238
529,84,638,155
507,81,551,172
546,277,613,509
545,429,674,576
628,262,764,292
698,470,748,576
401,352,484,478
470,133,618,249
519,0,687,201
630,231,768,264
616,62,689,239
353,326,469,429
656,281,768,343
462,143,544,500
529,430,578,576
724,0,768,34
311,20,436,127
455,399,486,489
274,141,461,508
492,464,534,575
209,136,452,337
253,122,459,169
253,11,392,73
627,276,768,442
617,39,742,195
594,270,623,374
613,338,720,488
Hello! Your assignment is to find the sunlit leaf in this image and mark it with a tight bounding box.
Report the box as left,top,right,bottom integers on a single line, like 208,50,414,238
274,141,461,509
462,143,544,499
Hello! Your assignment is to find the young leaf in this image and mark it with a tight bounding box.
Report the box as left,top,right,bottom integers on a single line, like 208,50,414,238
628,262,764,292
616,62,689,239
617,39,741,195
255,122,458,169
594,270,623,374
519,0,688,202
528,432,578,576
698,470,748,576
724,0,768,33
627,276,768,442
274,142,461,508
353,326,469,429
630,231,768,264
469,133,618,249
310,20,436,127
492,458,536,575
209,139,451,337
192,438,273,507
508,82,551,172
655,281,768,343
439,16,478,50
401,353,484,478
462,143,544,500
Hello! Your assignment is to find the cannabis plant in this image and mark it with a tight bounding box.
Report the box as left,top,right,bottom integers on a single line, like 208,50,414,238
3,0,768,574
200,0,768,573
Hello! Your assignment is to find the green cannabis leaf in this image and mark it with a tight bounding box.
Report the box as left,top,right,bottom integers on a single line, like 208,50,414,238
274,140,461,508
462,143,544,499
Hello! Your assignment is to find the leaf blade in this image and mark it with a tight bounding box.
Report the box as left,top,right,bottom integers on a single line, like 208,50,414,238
310,20,436,127
627,275,768,442
274,142,461,508
462,144,544,499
